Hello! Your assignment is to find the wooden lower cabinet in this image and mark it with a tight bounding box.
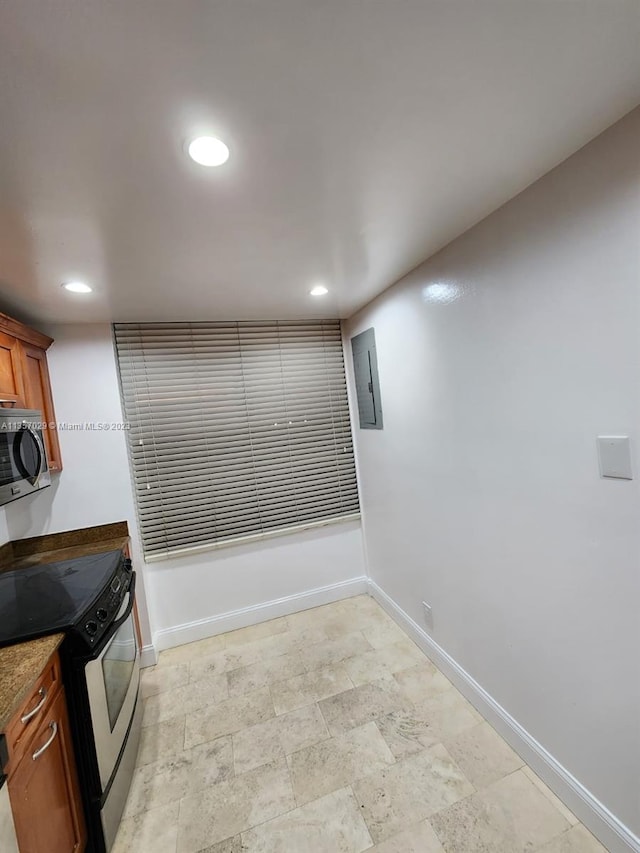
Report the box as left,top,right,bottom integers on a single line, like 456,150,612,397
8,687,86,853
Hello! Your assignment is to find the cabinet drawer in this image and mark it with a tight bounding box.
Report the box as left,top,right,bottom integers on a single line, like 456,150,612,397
4,652,61,775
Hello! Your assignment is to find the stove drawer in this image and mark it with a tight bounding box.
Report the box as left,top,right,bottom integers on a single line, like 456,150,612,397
4,651,61,776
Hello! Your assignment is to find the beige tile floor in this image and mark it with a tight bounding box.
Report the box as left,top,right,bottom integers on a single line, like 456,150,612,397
113,595,608,853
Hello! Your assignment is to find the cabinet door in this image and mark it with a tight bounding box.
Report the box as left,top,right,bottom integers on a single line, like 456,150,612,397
0,332,26,407
20,344,62,471
8,688,86,853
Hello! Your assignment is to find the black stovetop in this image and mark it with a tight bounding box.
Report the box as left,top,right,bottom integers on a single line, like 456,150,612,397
0,550,123,648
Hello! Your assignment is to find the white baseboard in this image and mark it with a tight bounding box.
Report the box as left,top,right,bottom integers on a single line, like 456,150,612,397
152,575,369,652
140,644,158,668
368,579,640,853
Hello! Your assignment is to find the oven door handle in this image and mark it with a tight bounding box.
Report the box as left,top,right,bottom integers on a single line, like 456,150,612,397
108,571,137,639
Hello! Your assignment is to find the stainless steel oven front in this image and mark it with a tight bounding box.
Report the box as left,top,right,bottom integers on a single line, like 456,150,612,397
64,562,142,853
85,589,140,793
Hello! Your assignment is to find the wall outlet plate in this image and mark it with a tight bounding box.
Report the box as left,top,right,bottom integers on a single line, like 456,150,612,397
422,601,433,632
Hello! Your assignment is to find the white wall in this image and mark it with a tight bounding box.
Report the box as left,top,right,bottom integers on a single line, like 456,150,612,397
148,520,366,648
345,107,640,840
3,324,154,649
3,324,366,649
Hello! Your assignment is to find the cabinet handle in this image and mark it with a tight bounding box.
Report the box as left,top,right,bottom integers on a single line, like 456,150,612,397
0,399,17,407
32,721,58,760
21,687,47,724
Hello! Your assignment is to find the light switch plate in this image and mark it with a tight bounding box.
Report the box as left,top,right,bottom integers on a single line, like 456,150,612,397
597,436,632,480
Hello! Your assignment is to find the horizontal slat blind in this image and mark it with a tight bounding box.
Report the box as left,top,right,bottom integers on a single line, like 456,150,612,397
114,320,360,559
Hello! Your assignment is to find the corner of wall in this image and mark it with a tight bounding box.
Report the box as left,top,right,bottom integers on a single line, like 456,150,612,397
368,578,640,853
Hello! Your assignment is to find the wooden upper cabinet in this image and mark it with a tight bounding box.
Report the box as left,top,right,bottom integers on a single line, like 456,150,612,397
0,311,62,471
0,331,27,407
21,344,62,472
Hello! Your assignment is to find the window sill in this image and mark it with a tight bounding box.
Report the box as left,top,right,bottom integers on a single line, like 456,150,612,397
143,512,361,563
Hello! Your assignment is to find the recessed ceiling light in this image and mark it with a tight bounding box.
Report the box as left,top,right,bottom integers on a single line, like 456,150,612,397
62,281,92,294
188,136,230,167
310,285,328,297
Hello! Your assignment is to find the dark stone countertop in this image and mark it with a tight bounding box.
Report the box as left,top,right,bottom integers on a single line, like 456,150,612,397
0,521,130,572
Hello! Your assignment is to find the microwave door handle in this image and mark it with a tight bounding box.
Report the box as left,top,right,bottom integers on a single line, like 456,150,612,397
22,425,45,486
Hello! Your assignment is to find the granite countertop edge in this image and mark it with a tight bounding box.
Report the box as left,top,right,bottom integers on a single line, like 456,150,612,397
0,633,65,733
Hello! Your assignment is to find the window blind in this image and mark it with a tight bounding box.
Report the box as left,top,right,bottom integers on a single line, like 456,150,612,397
113,320,360,560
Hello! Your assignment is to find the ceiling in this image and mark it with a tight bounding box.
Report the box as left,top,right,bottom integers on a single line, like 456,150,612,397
0,1,639,325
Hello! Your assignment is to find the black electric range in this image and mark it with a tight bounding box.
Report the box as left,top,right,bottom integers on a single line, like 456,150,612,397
0,550,128,651
0,547,140,853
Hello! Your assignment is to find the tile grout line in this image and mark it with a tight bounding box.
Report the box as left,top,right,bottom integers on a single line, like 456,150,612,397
165,611,398,678
347,783,375,851
237,781,380,848
166,621,403,693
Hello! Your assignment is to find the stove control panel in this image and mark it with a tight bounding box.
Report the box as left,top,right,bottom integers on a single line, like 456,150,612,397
75,556,133,650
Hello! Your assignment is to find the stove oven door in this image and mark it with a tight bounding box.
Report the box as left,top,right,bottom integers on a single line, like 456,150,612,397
84,579,140,792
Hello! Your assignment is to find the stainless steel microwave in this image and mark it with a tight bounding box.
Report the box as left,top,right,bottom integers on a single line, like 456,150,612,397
0,409,51,506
